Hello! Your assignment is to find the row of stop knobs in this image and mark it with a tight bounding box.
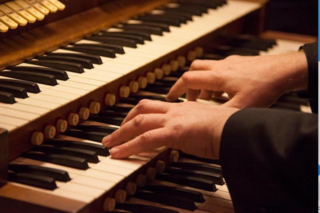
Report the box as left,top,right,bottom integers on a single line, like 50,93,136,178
30,47,204,146
102,150,180,212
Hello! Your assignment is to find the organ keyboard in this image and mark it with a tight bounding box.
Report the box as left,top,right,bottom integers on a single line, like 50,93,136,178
0,0,316,212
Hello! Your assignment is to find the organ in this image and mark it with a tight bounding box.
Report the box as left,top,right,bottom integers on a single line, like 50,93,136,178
0,0,316,212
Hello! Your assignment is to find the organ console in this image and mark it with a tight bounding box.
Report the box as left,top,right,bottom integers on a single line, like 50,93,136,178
0,0,316,212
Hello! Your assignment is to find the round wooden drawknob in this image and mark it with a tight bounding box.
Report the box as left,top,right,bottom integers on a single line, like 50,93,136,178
89,101,101,114
119,86,130,98
146,167,156,180
146,72,156,84
187,50,197,62
44,125,56,139
115,189,126,203
177,56,186,68
126,182,137,196
68,113,79,126
162,64,171,76
154,68,164,80
155,160,166,173
170,60,179,72
138,76,147,89
195,46,204,58
136,174,147,187
79,107,90,120
169,150,180,163
56,119,67,133
105,93,116,106
103,197,116,212
129,81,139,93
31,131,44,145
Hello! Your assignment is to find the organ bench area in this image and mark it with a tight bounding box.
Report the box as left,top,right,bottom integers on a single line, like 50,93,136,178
0,0,315,212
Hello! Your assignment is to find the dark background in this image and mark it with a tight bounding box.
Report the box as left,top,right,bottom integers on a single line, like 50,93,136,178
265,0,318,36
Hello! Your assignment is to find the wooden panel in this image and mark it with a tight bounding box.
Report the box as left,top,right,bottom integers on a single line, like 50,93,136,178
0,128,8,187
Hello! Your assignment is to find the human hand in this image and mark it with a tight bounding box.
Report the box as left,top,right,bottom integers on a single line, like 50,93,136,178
166,52,308,108
102,100,238,159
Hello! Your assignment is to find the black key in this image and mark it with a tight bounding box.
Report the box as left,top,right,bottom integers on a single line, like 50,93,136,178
178,4,208,13
95,33,145,44
33,145,99,163
116,203,179,213
156,173,216,191
23,152,89,170
164,7,203,16
74,43,125,54
118,97,140,105
0,84,28,99
9,172,57,190
143,13,187,24
61,46,116,58
45,139,110,156
179,1,220,9
84,37,137,48
63,128,108,142
143,85,170,94
181,152,221,165
90,115,123,126
74,125,118,134
106,30,152,41
123,22,170,32
272,101,301,111
0,71,57,86
99,110,128,118
47,52,102,64
144,184,205,203
8,164,70,182
26,60,84,74
9,66,69,81
107,105,134,113
162,11,193,21
116,25,163,36
134,189,197,211
170,162,222,175
0,91,15,104
0,79,40,93
38,55,94,69
165,167,224,185
138,16,181,27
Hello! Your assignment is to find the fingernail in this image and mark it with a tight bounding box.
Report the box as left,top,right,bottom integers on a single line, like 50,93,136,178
102,135,111,146
110,147,120,157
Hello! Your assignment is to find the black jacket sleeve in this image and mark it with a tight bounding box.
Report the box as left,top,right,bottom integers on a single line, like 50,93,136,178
220,108,318,213
299,42,318,113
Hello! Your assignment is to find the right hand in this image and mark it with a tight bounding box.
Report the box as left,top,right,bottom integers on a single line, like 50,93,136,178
166,52,308,108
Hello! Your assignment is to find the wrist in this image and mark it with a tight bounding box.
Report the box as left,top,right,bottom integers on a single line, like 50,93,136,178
277,52,308,93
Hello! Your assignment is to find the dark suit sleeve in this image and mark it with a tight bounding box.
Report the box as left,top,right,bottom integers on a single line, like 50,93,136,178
220,108,318,213
299,42,318,113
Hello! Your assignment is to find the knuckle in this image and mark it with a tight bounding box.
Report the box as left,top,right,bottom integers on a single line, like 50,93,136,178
133,114,145,127
138,132,153,147
190,60,200,70
181,72,192,83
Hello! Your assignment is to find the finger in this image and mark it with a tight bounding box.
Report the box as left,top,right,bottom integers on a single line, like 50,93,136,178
182,71,223,91
190,60,216,71
110,128,173,158
102,114,166,148
122,99,171,125
166,77,187,101
199,90,213,100
186,89,199,101
222,95,244,109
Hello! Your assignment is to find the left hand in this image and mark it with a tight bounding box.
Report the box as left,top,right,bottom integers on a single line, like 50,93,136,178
102,100,238,159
